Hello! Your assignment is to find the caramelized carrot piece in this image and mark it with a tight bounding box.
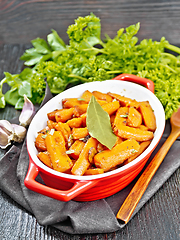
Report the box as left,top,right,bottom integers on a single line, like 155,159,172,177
115,136,123,145
79,91,106,105
127,107,142,127
88,146,97,164
67,117,83,128
102,101,120,115
124,140,151,164
38,126,49,134
47,109,59,121
92,91,113,102
80,90,94,102
97,142,108,153
54,122,71,142
47,120,56,129
55,108,74,123
80,113,87,127
62,98,87,108
84,168,104,175
113,107,129,126
53,130,66,146
71,137,98,176
35,133,47,151
96,100,108,106
108,92,139,108
37,151,52,168
73,104,88,117
94,139,140,171
114,125,154,142
139,101,156,132
72,127,89,140
68,140,85,160
45,132,73,172
138,124,148,131
110,114,116,124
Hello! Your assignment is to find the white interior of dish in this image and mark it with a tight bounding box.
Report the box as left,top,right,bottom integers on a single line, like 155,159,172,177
27,80,165,180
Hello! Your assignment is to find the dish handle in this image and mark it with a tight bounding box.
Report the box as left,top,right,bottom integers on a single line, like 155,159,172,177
112,73,154,93
24,160,98,201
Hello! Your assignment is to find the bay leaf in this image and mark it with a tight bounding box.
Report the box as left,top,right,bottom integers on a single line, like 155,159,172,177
86,96,117,149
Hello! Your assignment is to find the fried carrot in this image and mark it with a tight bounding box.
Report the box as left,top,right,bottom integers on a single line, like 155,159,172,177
45,132,73,173
94,139,140,171
71,137,98,176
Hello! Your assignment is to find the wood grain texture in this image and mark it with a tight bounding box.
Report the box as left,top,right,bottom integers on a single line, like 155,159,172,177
0,170,179,240
0,1,180,238
0,44,180,240
1,0,180,45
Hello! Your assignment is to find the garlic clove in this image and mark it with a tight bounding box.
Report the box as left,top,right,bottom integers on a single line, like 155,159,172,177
11,124,27,143
0,127,12,149
19,95,35,127
0,120,27,149
0,120,14,136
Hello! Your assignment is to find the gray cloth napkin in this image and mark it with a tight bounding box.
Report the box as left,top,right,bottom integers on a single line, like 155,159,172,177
0,84,179,234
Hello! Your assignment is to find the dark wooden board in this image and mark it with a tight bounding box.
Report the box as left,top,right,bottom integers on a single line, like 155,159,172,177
1,0,180,45
0,43,180,240
0,1,180,238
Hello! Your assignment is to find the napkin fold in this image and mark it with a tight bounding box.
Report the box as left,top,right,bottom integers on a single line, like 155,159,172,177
0,84,179,234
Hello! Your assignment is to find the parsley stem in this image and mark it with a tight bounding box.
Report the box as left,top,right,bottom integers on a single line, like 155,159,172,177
68,74,88,82
83,47,107,54
106,70,122,74
165,44,180,55
0,78,6,91
160,63,178,73
161,52,180,63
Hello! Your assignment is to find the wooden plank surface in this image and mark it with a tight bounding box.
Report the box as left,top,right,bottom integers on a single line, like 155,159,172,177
0,44,179,240
0,1,180,239
1,0,180,45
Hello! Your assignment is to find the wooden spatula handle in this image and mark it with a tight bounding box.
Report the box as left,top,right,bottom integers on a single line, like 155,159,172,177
116,129,180,223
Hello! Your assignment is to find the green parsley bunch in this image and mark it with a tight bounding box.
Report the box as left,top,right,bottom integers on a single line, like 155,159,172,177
1,13,180,119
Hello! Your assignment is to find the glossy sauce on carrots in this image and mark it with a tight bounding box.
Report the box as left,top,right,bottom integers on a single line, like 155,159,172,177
35,90,156,176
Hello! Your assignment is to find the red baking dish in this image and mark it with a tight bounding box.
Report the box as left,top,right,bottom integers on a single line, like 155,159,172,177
24,74,165,202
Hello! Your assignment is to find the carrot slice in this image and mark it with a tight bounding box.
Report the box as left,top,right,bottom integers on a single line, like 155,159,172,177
35,133,47,151
114,125,154,142
113,107,129,127
71,137,98,176
37,151,52,168
84,168,104,175
94,139,140,171
55,108,74,123
67,117,83,128
108,92,139,108
54,122,71,142
92,91,113,102
139,101,156,132
62,98,87,108
102,101,120,115
45,132,73,172
124,140,151,164
127,107,142,127
73,104,88,117
47,109,59,121
69,140,85,160
72,127,89,140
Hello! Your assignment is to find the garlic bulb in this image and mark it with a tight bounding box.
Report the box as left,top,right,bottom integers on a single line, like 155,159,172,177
19,95,35,127
0,120,26,149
